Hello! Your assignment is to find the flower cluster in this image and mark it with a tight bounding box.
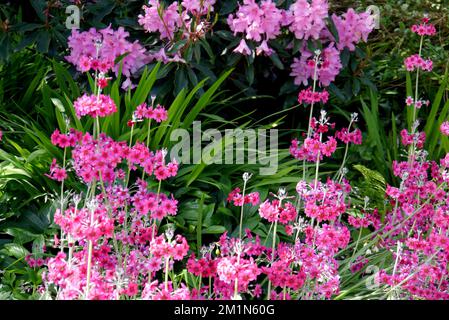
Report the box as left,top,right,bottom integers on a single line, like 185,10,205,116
331,8,375,51
335,127,362,145
404,54,433,72
134,103,168,123
400,129,426,149
372,18,449,300
46,158,68,182
216,256,261,289
440,121,449,136
66,26,147,78
73,94,118,118
411,17,437,36
55,204,114,242
150,232,189,261
405,96,430,109
51,128,83,148
286,0,328,40
259,200,297,224
297,87,329,105
227,188,260,206
291,45,343,86
228,0,287,56
298,179,351,222
138,0,182,41
138,0,215,63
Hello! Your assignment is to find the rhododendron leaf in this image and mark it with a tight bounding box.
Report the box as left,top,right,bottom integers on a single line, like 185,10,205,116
340,48,350,68
327,16,340,43
352,78,361,96
174,68,188,95
36,30,50,53
269,52,284,70
246,64,254,85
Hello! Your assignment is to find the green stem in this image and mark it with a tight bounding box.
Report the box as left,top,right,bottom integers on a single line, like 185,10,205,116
238,179,248,240
142,119,152,180
164,257,170,291
266,220,278,300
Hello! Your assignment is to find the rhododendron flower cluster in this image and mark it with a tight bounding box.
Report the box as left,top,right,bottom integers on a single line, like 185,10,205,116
137,0,374,87
138,0,216,63
287,5,374,86
227,0,287,56
331,8,375,51
66,26,147,78
286,0,328,40
138,0,182,41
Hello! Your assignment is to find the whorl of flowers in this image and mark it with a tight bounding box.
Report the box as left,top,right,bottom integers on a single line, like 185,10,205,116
73,94,118,119
404,54,433,72
290,45,342,86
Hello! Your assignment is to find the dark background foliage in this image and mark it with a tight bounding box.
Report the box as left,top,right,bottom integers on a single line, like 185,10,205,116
1,0,449,298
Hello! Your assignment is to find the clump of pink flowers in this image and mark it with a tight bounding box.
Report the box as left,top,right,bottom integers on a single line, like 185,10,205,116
331,8,375,51
228,0,287,56
411,17,437,36
66,26,147,78
298,87,329,105
404,54,433,72
138,0,216,63
286,0,328,40
73,94,118,119
290,46,343,86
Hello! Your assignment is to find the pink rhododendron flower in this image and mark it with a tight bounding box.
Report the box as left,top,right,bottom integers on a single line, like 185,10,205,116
66,26,147,78
286,0,328,40
331,8,375,51
138,0,182,40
